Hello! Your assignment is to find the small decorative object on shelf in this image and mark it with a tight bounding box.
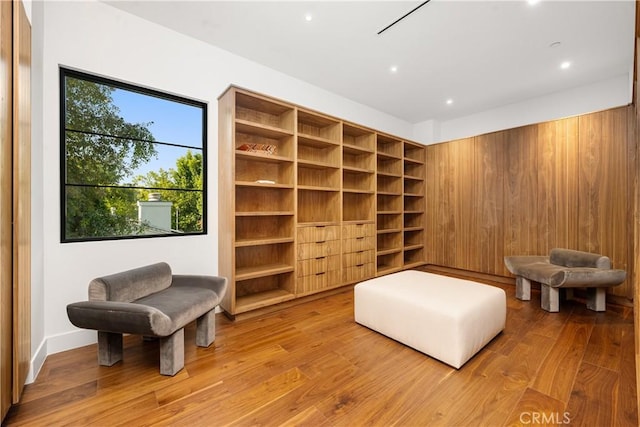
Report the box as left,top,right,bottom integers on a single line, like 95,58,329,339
256,179,276,184
237,143,277,155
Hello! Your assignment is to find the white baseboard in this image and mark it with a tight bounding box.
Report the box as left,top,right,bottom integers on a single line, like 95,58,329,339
26,329,97,384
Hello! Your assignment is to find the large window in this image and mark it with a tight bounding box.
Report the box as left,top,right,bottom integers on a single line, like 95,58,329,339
60,68,207,242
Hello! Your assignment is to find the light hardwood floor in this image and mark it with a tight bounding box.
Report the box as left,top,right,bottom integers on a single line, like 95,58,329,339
4,276,637,426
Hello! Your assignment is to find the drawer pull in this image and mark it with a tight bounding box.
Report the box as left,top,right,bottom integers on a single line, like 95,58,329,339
316,240,326,244
315,225,326,229
357,250,364,254
356,263,364,267
315,271,326,276
356,236,364,240
315,256,326,260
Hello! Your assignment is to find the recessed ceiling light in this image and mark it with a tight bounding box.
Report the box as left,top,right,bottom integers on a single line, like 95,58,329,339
304,13,313,22
527,0,540,5
390,66,398,73
446,99,453,105
560,61,571,70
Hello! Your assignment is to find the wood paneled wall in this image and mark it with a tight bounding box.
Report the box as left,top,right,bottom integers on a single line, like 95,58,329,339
426,106,635,299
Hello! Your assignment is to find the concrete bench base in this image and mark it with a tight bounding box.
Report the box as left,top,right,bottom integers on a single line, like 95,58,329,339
354,270,506,369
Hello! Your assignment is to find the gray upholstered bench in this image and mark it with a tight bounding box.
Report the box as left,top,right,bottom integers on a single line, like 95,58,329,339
66,262,227,375
504,248,626,312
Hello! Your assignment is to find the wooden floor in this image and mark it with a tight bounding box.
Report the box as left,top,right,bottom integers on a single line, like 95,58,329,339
4,279,638,426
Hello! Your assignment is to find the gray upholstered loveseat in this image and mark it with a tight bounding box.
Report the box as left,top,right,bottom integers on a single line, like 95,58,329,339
504,248,626,312
66,262,227,375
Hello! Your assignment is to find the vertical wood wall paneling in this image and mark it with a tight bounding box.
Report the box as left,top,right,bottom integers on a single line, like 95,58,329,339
535,117,579,253
0,0,12,419
472,132,505,276
503,125,539,272
11,0,30,403
577,108,631,297
424,106,634,300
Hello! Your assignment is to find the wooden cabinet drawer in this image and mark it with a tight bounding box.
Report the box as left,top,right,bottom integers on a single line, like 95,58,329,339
343,236,374,253
298,270,341,295
343,263,374,284
297,225,340,243
342,223,375,239
297,240,340,259
297,255,340,277
343,250,374,267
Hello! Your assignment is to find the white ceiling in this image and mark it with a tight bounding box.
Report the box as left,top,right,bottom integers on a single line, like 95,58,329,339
105,0,636,124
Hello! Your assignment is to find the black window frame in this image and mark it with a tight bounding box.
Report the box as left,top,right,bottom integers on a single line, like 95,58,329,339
60,67,208,243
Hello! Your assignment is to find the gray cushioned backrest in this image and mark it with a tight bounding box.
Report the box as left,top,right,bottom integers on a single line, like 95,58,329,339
88,262,173,302
549,248,611,269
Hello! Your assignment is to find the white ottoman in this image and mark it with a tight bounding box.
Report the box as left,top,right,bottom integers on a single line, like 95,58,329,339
354,270,506,369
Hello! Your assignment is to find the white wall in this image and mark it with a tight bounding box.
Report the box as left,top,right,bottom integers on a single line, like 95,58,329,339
30,0,415,381
413,73,631,144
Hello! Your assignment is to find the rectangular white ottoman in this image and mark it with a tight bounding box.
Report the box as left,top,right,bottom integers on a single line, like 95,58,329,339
354,270,506,369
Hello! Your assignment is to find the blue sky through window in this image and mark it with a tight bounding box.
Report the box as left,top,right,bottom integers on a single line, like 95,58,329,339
111,88,204,181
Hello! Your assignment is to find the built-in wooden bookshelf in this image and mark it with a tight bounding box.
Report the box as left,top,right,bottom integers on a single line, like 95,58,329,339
403,141,426,269
375,134,404,276
219,87,426,317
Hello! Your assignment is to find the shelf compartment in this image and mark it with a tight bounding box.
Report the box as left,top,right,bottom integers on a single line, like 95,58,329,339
297,110,341,143
404,195,424,212
378,174,402,194
377,212,402,231
343,192,375,222
343,123,375,152
404,211,424,228
236,242,294,280
404,161,425,179
235,122,294,158
404,246,425,268
404,142,425,164
298,189,341,223
377,231,402,253
236,187,293,213
377,193,402,212
236,274,296,314
377,251,403,276
404,228,425,246
377,134,403,158
236,91,294,132
344,150,375,172
343,169,374,192
404,178,425,195
377,156,402,176
298,164,340,189
236,215,294,243
298,140,341,167
236,155,294,185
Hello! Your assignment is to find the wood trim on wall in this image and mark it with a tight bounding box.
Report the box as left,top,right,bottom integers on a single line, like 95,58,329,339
12,0,30,404
0,0,13,420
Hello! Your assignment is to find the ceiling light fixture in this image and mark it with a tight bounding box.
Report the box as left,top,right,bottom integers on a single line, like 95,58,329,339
390,66,398,73
304,13,312,22
527,0,540,5
446,99,453,105
378,0,431,35
560,61,571,70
